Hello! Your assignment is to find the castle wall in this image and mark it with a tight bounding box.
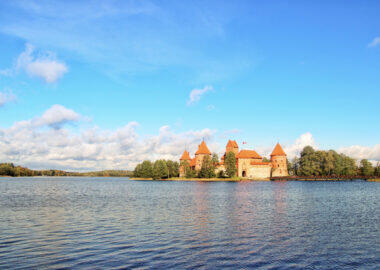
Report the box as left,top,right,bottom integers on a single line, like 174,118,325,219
248,166,271,179
195,154,210,171
271,156,288,177
215,164,226,175
238,158,262,177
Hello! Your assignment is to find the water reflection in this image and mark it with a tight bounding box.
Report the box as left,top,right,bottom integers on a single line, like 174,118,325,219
0,178,379,269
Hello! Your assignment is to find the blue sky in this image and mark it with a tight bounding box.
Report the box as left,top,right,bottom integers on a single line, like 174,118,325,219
0,0,379,170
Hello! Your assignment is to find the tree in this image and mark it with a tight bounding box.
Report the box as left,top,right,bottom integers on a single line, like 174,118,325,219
225,151,237,178
211,153,219,165
140,160,153,178
166,160,179,178
153,160,168,179
360,159,374,177
263,157,270,163
185,166,197,178
172,161,180,177
299,146,318,176
323,150,335,175
217,170,226,178
286,158,293,175
198,155,215,178
133,163,142,177
291,157,300,176
374,162,380,177
297,146,358,177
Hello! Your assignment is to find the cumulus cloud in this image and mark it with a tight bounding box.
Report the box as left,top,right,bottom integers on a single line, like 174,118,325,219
255,132,317,160
1,44,68,83
283,132,317,159
0,89,16,107
35,104,80,128
0,106,216,171
1,109,378,172
368,37,380,48
338,144,380,162
187,85,213,105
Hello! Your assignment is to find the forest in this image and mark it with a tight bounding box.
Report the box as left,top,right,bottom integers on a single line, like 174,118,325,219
0,163,132,177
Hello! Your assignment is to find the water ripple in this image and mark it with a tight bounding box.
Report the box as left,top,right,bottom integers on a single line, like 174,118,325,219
0,178,379,269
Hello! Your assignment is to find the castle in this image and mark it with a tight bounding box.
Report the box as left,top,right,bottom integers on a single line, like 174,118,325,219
179,140,288,179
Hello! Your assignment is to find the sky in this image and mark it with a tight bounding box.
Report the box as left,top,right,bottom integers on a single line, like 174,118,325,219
0,0,379,171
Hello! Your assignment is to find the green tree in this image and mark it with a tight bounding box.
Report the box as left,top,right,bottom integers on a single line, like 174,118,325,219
263,157,270,163
225,151,237,178
290,157,300,176
133,163,142,177
323,151,335,175
153,160,168,179
140,160,153,178
299,146,317,176
166,160,180,178
217,170,226,178
360,159,374,176
211,153,219,165
185,167,197,178
374,162,380,177
198,155,215,178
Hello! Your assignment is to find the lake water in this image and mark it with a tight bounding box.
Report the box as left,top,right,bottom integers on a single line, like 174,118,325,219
0,177,378,269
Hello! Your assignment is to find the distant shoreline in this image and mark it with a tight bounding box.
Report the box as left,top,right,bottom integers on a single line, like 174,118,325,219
1,176,378,182
130,177,379,182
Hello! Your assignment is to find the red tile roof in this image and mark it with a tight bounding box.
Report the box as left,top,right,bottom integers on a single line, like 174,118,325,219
236,150,262,159
195,141,211,155
270,143,286,156
190,158,196,167
180,150,191,160
226,140,238,148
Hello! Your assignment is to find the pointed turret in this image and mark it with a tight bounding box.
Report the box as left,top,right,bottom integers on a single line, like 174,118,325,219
270,143,286,156
270,143,288,177
180,150,191,161
225,139,239,156
195,141,211,155
226,140,238,148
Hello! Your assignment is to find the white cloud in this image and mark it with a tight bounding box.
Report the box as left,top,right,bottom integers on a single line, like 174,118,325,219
187,85,213,105
0,106,216,171
35,104,80,128
284,132,317,159
1,110,378,172
338,144,380,162
1,44,68,83
368,37,380,48
0,89,16,107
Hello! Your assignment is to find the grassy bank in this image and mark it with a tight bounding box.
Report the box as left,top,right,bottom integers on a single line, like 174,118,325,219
271,176,374,181
130,177,271,182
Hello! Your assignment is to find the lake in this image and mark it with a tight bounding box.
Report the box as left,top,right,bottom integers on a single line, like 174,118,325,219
0,177,379,269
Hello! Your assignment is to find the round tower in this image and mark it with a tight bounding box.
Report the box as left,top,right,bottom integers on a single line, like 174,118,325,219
194,140,211,171
179,150,192,177
270,143,288,177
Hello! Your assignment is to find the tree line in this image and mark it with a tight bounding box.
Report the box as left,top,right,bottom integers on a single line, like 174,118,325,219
133,160,180,179
287,146,380,177
133,152,238,179
0,163,132,177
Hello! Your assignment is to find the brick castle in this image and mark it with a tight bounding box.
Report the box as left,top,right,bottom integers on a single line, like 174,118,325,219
179,140,288,179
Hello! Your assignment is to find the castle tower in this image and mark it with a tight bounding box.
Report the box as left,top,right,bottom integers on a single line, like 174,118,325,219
179,150,192,177
194,140,211,171
226,140,239,155
270,143,288,177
